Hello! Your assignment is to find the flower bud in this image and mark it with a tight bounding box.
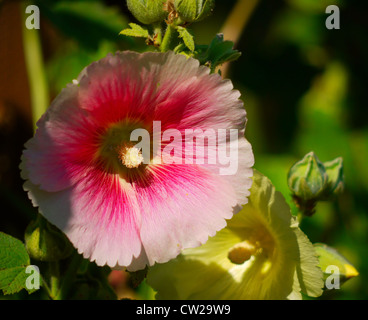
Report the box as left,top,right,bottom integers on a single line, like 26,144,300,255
25,214,74,262
322,157,344,198
288,152,328,201
174,0,214,23
126,0,167,25
314,243,358,287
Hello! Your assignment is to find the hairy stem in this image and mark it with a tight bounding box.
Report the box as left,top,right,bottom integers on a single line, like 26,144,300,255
160,24,176,52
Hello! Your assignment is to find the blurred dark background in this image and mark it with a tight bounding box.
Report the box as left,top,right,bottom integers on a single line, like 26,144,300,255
0,0,367,299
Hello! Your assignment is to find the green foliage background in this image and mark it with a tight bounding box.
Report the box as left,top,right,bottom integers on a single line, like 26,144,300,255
0,0,367,299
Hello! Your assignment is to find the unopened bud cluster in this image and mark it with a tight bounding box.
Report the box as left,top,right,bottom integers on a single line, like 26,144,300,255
126,0,214,25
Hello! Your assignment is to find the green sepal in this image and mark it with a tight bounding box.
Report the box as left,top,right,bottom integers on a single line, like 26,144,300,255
322,157,344,199
176,26,195,52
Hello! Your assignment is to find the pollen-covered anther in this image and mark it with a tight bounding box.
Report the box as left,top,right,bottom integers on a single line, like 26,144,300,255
119,146,144,169
228,240,258,265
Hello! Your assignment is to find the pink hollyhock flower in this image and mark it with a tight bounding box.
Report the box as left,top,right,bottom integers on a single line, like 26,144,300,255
20,51,254,271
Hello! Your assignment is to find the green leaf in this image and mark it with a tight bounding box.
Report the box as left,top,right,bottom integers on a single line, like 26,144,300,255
215,50,242,66
314,243,359,286
119,23,149,39
207,38,234,61
176,26,195,52
0,232,36,295
0,232,29,269
194,34,241,72
0,267,32,295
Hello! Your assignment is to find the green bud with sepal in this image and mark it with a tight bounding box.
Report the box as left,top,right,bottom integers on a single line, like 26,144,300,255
288,151,328,201
288,152,346,216
25,214,74,262
173,0,215,23
126,0,167,25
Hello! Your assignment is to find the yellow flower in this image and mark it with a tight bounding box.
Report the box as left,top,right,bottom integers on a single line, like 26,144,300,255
147,170,324,299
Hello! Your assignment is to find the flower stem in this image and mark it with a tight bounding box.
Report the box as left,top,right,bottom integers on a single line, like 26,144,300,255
40,274,53,299
54,252,83,300
21,1,49,130
160,24,176,52
49,262,60,299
